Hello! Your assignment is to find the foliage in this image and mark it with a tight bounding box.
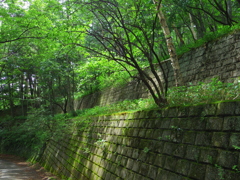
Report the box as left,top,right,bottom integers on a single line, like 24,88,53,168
167,77,240,106
1,0,240,159
0,106,72,158
177,24,240,55
75,58,136,98
74,78,240,117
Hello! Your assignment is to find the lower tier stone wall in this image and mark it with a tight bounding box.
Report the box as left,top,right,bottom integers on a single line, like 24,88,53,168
40,101,240,180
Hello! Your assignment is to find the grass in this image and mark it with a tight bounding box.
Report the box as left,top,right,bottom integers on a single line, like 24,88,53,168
74,78,240,117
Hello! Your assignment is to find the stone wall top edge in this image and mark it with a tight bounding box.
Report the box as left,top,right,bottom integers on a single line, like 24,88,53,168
75,101,239,122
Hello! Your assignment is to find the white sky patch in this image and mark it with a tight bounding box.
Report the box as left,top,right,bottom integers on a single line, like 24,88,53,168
18,0,31,10
0,0,30,10
0,1,9,9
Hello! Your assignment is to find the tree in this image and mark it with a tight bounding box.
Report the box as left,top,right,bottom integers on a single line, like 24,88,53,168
153,0,183,87
75,0,169,106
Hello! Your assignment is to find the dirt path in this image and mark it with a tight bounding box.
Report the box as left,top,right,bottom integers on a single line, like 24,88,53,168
0,154,60,180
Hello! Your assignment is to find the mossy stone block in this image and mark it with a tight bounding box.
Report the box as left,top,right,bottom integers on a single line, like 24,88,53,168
189,105,204,117
188,162,206,180
177,106,190,117
185,145,200,161
139,163,149,176
195,132,213,146
182,131,196,144
206,117,223,130
161,119,171,128
205,165,219,180
156,168,168,179
216,102,236,116
229,133,240,148
175,159,190,176
126,158,134,169
191,117,206,130
163,142,177,155
164,156,177,171
147,165,158,179
235,101,240,115
154,154,166,168
131,160,141,172
212,132,230,148
173,144,187,158
217,150,239,169
199,147,218,164
223,116,240,131
153,141,165,153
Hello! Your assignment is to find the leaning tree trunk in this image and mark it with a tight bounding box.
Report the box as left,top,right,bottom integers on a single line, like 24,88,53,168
153,0,184,87
189,13,198,40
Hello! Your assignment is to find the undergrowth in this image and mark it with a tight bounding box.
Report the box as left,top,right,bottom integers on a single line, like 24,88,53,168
76,78,240,117
1,78,239,159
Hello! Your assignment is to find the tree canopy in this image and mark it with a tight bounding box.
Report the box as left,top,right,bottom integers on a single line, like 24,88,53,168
0,0,239,114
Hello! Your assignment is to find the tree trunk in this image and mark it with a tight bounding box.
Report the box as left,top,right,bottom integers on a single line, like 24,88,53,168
153,0,183,86
173,25,185,46
189,13,198,40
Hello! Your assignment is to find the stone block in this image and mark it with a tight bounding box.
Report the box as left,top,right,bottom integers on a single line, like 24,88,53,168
132,149,140,159
173,144,187,158
139,163,149,176
195,132,213,146
152,129,164,140
189,105,204,117
153,141,165,153
205,165,220,180
163,142,177,155
126,158,134,169
199,147,218,164
154,154,166,168
217,150,239,169
223,116,240,131
188,162,206,180
229,133,240,149
235,102,240,115
161,119,171,128
177,106,190,117
145,129,154,139
190,117,206,130
206,117,224,130
185,145,201,162
147,165,158,179
161,130,172,141
138,129,146,138
216,102,236,116
132,160,141,172
164,156,177,171
132,128,140,137
145,152,157,164
138,150,147,162
175,159,191,176
212,132,230,148
156,169,169,179
182,131,196,144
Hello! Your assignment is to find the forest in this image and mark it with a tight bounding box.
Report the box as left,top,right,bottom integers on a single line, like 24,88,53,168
0,0,240,157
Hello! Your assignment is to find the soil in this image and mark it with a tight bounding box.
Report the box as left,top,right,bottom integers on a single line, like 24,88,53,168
0,154,61,180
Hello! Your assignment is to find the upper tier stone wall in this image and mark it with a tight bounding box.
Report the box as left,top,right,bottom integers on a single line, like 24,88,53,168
74,32,240,110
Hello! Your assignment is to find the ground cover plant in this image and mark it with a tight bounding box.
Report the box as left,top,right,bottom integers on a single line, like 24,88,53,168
76,78,240,117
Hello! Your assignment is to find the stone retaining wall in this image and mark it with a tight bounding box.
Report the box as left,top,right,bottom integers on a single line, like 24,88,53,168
40,101,240,180
74,32,240,110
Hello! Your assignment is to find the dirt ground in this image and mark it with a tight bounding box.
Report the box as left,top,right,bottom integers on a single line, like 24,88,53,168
0,154,61,180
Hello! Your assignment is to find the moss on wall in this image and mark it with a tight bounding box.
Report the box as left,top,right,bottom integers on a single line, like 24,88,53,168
39,101,240,180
